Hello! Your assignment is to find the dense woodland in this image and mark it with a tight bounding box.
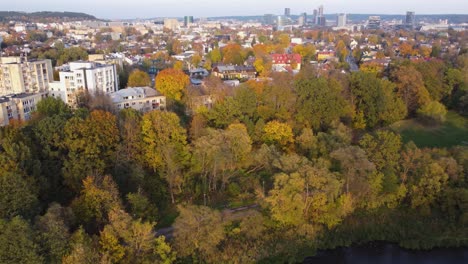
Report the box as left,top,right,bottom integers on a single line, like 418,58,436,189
1,44,468,262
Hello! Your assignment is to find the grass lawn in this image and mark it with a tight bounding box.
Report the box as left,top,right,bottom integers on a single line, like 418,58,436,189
390,111,468,148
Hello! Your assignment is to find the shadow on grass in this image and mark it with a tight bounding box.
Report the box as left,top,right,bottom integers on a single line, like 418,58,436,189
390,112,468,148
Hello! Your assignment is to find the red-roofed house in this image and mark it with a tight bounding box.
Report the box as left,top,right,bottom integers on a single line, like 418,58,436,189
271,54,302,72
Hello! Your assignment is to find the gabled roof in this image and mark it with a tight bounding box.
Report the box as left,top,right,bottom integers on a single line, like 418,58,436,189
271,54,302,64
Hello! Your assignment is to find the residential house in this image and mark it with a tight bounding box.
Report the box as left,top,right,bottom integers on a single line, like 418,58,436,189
110,87,166,113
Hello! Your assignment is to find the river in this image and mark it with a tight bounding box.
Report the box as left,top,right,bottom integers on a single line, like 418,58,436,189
304,242,468,264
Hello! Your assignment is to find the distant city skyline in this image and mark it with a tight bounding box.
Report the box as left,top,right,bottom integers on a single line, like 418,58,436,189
3,0,468,19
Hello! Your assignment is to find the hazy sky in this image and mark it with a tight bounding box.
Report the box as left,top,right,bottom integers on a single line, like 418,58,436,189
4,0,468,19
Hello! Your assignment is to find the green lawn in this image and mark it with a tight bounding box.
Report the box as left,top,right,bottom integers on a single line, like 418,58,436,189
390,112,468,148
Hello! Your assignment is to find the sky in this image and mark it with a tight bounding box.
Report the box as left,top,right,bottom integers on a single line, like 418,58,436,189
4,0,468,19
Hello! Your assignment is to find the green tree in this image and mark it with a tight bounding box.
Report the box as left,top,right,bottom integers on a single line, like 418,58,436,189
35,203,73,263
0,172,38,219
295,76,348,130
0,217,43,264
350,72,407,128
36,97,72,117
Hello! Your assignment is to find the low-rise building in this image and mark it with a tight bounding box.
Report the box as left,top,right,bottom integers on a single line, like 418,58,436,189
110,87,166,113
0,93,44,126
271,54,302,72
212,65,256,80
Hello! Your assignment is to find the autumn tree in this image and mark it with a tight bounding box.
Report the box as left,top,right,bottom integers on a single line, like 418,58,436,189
263,121,294,150
391,64,431,113
209,48,222,63
127,69,151,87
331,146,381,208
292,44,316,62
267,160,352,228
141,111,189,203
173,205,225,261
155,68,190,102
222,43,244,65
71,175,122,232
63,110,120,191
192,123,252,193
99,208,175,263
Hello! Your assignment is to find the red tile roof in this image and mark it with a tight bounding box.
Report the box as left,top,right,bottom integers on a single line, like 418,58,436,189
271,54,302,65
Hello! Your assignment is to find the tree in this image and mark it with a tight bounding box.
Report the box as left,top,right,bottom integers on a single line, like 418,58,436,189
263,121,294,150
391,64,430,113
173,205,225,261
127,69,151,87
350,72,407,128
63,110,120,191
155,68,190,101
266,162,351,228
35,203,73,263
359,131,402,172
141,111,189,203
62,227,99,264
126,192,158,222
292,44,316,62
222,43,244,65
71,175,122,232
417,101,448,124
192,124,252,192
0,217,43,264
331,146,380,208
295,76,348,130
0,171,38,219
99,208,175,263
209,48,222,63
36,97,72,117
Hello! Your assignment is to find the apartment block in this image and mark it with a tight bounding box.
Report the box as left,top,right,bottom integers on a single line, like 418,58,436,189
49,61,119,107
0,56,53,96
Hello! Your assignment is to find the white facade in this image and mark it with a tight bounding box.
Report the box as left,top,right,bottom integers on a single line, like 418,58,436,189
0,93,44,126
49,61,119,107
110,87,166,113
0,57,53,96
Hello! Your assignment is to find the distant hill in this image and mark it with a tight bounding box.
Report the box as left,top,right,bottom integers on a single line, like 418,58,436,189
0,11,97,21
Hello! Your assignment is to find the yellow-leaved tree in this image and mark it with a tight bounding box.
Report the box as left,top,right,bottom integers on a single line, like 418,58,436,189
155,68,190,101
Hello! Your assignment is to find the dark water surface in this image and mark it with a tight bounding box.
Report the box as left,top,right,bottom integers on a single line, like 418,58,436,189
304,243,468,264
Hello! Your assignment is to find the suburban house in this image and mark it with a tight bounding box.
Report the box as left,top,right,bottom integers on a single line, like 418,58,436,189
212,64,256,80
271,54,302,72
110,86,166,113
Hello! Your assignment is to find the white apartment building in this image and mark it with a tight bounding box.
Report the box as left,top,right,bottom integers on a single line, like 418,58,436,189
110,87,166,113
0,93,44,126
49,61,119,107
0,56,53,96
